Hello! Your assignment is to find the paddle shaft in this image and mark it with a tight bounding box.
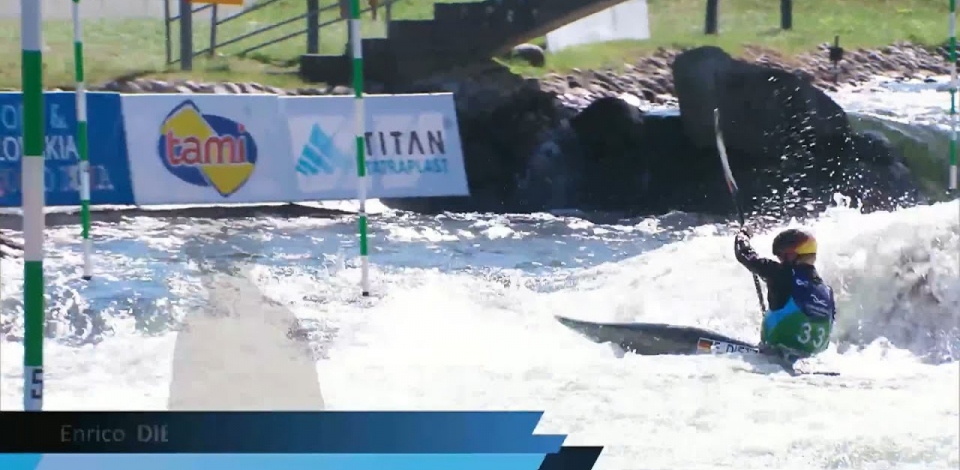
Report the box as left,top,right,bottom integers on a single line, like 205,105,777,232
729,188,767,313
713,109,768,313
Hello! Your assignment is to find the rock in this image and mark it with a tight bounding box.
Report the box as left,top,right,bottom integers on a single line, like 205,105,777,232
621,112,734,214
569,96,641,164
831,131,923,211
382,69,568,212
671,46,853,184
569,96,647,208
146,79,169,93
511,43,546,67
47,41,936,217
224,82,243,94
670,46,734,149
714,60,850,171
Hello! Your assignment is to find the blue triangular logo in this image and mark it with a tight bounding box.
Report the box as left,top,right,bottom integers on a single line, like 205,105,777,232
296,124,348,175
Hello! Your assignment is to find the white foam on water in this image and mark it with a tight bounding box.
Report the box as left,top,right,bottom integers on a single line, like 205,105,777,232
2,202,957,469
1,84,958,469
282,202,958,470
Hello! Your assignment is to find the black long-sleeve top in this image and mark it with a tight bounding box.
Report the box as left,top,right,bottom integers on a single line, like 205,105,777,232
733,232,824,312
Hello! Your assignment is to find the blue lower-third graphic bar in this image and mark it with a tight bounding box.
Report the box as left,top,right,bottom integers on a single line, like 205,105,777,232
0,449,604,470
0,411,566,453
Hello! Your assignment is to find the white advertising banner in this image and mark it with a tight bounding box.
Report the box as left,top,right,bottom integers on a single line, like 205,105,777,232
282,93,469,201
121,94,296,205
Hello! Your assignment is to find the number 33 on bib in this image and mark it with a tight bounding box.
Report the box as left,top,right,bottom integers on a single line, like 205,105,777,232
762,311,832,355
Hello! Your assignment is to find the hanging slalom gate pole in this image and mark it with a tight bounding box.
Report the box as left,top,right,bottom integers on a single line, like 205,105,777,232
950,0,958,190
21,0,46,411
72,0,93,280
349,0,370,296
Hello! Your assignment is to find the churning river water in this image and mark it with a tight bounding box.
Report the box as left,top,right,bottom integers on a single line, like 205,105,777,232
1,79,958,469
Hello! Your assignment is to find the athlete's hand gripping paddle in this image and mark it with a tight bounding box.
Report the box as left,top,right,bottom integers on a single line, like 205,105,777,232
714,109,767,313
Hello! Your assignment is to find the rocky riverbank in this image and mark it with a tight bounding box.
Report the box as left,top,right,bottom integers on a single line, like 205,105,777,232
383,42,934,215
533,41,956,110
8,41,945,219
59,41,955,112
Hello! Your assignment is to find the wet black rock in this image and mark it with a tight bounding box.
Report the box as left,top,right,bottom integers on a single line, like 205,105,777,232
511,43,546,67
673,46,850,171
383,48,926,217
80,44,937,219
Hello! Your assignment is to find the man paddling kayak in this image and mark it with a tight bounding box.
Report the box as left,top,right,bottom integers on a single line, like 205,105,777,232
734,228,837,361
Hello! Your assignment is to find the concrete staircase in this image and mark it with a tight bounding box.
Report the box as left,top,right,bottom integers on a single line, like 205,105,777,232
299,0,631,86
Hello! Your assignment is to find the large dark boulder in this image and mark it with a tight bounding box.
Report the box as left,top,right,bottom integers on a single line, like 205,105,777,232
635,112,727,213
671,46,734,150
569,97,647,208
453,79,562,207
730,128,923,218
570,96,643,163
673,46,850,171
381,54,925,217
669,46,907,217
715,62,850,170
549,103,734,213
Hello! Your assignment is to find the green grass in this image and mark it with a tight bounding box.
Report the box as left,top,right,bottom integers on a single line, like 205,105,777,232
0,0,464,89
0,0,950,88
505,0,951,75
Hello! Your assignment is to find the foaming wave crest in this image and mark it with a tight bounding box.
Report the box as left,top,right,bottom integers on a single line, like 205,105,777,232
0,270,186,346
543,199,960,365
0,231,199,346
823,201,960,363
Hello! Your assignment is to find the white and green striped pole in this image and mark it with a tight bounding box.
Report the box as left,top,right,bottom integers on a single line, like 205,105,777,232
349,0,370,296
950,0,958,190
72,0,93,279
21,0,46,411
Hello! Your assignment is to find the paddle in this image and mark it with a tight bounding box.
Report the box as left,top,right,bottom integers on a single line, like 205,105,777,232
713,109,767,313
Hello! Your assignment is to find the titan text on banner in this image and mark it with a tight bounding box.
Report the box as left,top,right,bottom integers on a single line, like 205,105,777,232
122,94,296,205
283,93,469,201
0,92,134,207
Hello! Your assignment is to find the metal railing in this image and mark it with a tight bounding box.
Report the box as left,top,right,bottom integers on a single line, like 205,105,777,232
704,0,793,34
164,0,397,70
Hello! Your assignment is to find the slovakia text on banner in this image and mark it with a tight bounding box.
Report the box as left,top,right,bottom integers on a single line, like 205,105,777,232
283,93,469,201
122,94,296,205
0,92,135,207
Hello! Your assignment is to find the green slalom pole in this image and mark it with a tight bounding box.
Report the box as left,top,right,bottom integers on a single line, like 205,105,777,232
349,0,370,296
21,0,46,411
950,0,958,190
72,0,93,280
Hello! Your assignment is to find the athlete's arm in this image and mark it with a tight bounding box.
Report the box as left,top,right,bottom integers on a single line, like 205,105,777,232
734,231,781,280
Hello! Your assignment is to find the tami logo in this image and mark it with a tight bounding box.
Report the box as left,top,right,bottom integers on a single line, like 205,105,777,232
296,123,350,176
157,100,257,197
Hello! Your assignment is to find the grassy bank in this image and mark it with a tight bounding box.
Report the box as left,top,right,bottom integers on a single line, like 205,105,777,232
506,0,950,75
0,0,461,89
0,0,949,88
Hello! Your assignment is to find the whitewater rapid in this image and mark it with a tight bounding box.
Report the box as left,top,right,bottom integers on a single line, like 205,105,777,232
1,80,959,469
